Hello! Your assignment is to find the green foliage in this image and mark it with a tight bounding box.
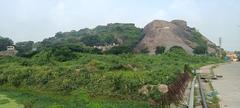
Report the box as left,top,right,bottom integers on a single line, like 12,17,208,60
0,89,149,108
169,46,186,54
193,46,208,54
0,37,13,51
0,99,10,104
51,46,76,62
81,35,117,46
32,43,103,63
0,23,223,108
140,48,149,54
39,23,142,54
190,29,208,54
15,41,36,57
190,29,207,47
0,47,222,107
106,45,132,54
155,46,165,54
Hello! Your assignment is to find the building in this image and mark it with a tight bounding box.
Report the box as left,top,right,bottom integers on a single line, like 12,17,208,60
7,46,15,51
93,43,119,51
0,46,18,56
225,51,238,62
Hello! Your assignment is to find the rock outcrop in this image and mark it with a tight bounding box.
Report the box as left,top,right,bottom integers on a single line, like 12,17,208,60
134,20,219,54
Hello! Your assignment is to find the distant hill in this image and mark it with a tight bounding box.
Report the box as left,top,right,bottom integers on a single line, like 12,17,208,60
40,23,143,54
39,20,219,55
0,20,220,55
134,20,220,54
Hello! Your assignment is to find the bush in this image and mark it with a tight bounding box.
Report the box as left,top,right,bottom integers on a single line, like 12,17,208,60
193,46,208,54
140,48,149,54
52,47,76,62
155,46,165,54
0,99,10,104
106,46,132,54
168,46,186,54
15,41,35,57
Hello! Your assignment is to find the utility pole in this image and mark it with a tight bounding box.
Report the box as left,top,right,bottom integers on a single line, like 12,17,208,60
219,37,222,49
219,37,222,57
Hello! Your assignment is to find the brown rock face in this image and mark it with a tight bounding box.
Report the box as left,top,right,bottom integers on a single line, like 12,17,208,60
134,20,218,54
171,20,187,30
135,20,193,54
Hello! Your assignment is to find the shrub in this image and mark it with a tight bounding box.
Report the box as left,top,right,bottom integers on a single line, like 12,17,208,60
155,46,165,54
193,46,208,54
106,46,132,54
168,46,186,54
141,48,149,54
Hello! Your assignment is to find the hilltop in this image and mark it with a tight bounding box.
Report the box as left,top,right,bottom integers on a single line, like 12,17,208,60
0,20,223,107
0,20,221,58
35,19,220,55
134,20,219,54
39,23,143,54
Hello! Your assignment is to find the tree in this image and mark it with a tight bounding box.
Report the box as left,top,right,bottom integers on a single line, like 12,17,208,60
55,32,64,38
15,41,34,57
81,35,101,46
155,46,165,54
0,37,14,51
51,45,76,62
193,46,208,54
106,45,132,54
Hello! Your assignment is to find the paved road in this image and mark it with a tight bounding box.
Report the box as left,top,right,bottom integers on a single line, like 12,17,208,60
212,62,240,108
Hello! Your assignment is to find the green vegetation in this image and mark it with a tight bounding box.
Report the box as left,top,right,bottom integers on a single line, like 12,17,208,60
39,23,142,54
0,37,13,51
0,89,149,108
15,41,36,57
0,93,23,108
190,28,208,54
155,46,165,54
0,46,222,107
0,24,223,108
193,46,208,54
0,99,10,105
140,48,149,54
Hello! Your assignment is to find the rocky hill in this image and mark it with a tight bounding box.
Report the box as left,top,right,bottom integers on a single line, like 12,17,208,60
134,20,219,54
39,23,142,54
9,20,219,55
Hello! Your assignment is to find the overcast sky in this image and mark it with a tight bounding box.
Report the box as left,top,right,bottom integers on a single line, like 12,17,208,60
0,0,240,51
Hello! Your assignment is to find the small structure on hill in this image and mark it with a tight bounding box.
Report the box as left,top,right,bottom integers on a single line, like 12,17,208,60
93,43,119,51
0,46,18,56
7,46,15,51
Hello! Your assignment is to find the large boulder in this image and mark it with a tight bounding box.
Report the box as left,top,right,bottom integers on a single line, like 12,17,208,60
134,20,219,54
134,20,193,54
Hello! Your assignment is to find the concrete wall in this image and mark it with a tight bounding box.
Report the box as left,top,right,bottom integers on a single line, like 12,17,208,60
0,50,17,56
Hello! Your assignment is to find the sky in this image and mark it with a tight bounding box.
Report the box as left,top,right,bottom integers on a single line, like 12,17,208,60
0,0,240,51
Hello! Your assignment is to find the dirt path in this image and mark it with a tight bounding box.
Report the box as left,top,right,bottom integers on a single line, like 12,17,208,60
212,62,240,108
0,94,23,108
